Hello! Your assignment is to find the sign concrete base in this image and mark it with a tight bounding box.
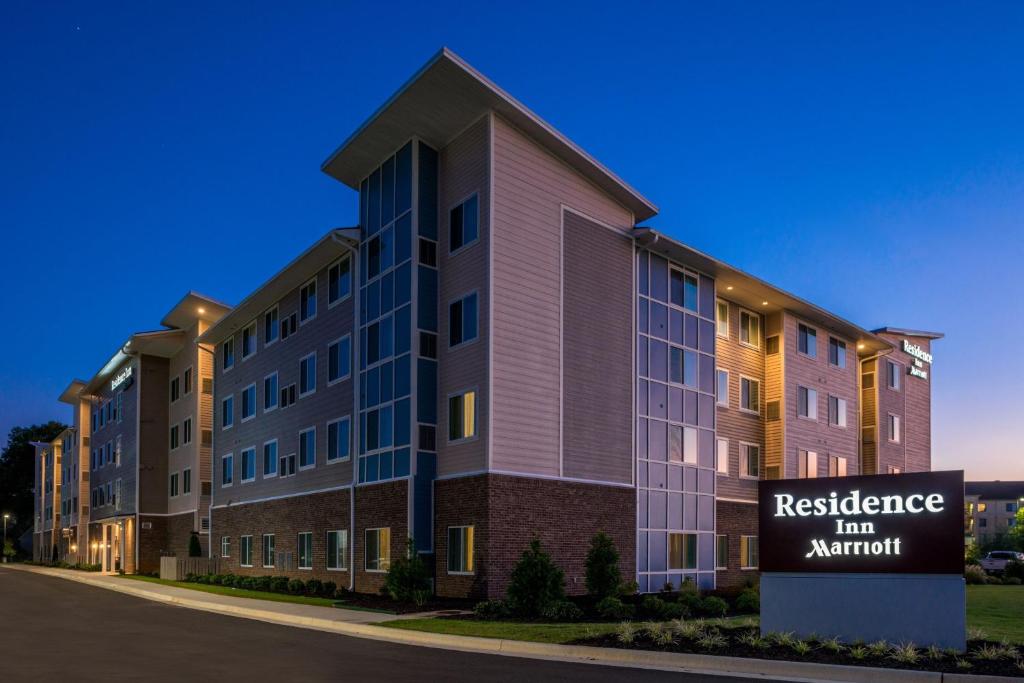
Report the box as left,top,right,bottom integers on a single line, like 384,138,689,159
760,572,965,650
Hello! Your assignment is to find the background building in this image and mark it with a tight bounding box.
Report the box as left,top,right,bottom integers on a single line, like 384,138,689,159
965,481,1024,546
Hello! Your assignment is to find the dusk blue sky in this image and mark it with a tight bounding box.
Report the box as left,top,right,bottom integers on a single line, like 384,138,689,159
2,2,1021,479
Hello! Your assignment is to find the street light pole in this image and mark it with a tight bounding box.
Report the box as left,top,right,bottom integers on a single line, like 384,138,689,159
2,513,9,563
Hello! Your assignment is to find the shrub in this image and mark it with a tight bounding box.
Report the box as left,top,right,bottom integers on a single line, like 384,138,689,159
734,588,760,614
253,576,272,592
596,596,635,621
383,538,432,605
239,577,256,590
1003,576,1022,585
287,579,305,595
638,595,669,620
474,599,511,620
270,576,290,593
541,600,584,622
964,564,987,584
1005,560,1024,581
984,574,1003,585
188,532,202,558
619,580,640,597
698,596,728,618
322,581,337,598
662,601,688,620
585,532,622,600
219,574,236,587
506,538,565,618
616,621,639,644
305,579,323,597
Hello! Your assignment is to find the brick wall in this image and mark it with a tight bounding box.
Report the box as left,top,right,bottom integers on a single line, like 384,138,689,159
138,515,168,574
213,488,351,583
354,479,408,594
715,499,759,592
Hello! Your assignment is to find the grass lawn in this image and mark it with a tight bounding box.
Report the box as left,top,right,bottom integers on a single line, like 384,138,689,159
380,587,1024,645
118,575,338,608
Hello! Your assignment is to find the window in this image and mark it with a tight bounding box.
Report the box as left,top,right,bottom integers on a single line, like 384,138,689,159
241,384,256,421
716,300,729,337
241,447,256,483
829,337,846,368
182,366,193,395
222,395,234,429
449,194,479,253
183,417,193,445
978,503,988,513
327,417,351,462
296,532,313,569
888,465,902,474
221,453,233,487
220,536,230,558
240,536,253,567
828,396,847,427
242,322,257,359
281,312,298,340
669,347,697,387
279,452,296,477
716,369,729,407
264,372,279,411
716,535,728,569
670,269,699,311
740,536,758,569
887,360,900,390
716,438,729,475
264,306,279,345
327,530,348,570
328,256,353,305
740,442,760,478
448,390,476,442
888,413,901,443
979,517,988,528
828,455,848,477
739,310,760,348
299,353,316,397
170,376,180,403
169,424,180,450
365,528,391,571
740,376,760,414
117,392,124,423
328,336,351,384
263,440,278,478
668,532,698,570
223,338,235,371
798,449,818,478
449,293,478,347
797,386,818,420
448,526,475,574
300,278,317,323
169,472,179,497
1008,502,1017,513
183,468,191,495
797,323,817,358
262,534,275,568
669,425,698,464
299,427,316,469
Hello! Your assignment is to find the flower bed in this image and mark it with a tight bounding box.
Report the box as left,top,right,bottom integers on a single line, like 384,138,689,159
577,620,1024,677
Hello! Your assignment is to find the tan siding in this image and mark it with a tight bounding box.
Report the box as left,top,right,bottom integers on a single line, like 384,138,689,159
490,114,633,476
437,117,490,477
861,358,878,474
764,313,785,476
561,210,633,484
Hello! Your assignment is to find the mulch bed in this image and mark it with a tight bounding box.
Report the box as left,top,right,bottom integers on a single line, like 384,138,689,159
576,627,1024,677
335,592,475,615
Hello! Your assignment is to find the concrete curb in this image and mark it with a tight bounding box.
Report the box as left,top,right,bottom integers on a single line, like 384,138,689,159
3,565,1019,683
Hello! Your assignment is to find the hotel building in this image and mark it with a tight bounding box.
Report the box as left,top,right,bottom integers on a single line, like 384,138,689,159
964,481,1024,545
195,49,940,597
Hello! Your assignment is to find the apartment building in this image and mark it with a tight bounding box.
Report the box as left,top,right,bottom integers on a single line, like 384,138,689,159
965,481,1024,545
31,433,64,562
36,293,228,572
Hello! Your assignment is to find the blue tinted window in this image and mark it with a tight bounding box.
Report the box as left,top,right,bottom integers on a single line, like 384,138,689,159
379,272,393,316
417,143,438,239
449,292,478,347
394,305,411,355
379,451,393,480
366,410,379,451
379,361,393,403
395,213,412,264
417,267,438,332
449,194,479,253
417,359,438,424
365,454,379,482
366,366,380,407
395,142,412,214
394,448,410,477
380,405,393,448
395,262,412,307
367,322,380,365
367,169,381,235
394,354,411,398
366,279,380,321
359,178,368,229
394,398,410,446
381,225,394,272
380,315,393,359
381,156,395,226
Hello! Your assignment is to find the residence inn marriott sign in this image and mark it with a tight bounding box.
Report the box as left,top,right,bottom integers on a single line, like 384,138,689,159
758,470,966,649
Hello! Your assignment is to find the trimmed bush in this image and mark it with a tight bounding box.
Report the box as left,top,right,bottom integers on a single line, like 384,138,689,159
595,596,635,621
678,590,702,615
506,538,565,618
1005,561,1024,581
638,595,670,620
239,577,256,590
219,574,236,587
735,588,760,614
322,581,337,598
964,564,987,584
619,580,640,596
270,576,290,593
287,579,305,595
188,532,202,558
1002,576,1022,585
254,576,273,592
698,596,729,618
541,600,584,622
384,538,432,605
305,579,323,597
474,599,511,620
585,532,622,600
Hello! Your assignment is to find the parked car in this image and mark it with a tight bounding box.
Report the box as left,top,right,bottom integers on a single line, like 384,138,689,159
979,550,1024,574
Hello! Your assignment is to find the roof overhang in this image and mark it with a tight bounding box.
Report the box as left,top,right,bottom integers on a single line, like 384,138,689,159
160,291,232,330
635,228,891,356
198,228,360,347
321,48,657,222
80,344,133,397
59,379,87,404
872,327,944,341
126,329,188,358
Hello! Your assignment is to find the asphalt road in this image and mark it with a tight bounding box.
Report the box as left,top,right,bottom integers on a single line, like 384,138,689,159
0,569,775,682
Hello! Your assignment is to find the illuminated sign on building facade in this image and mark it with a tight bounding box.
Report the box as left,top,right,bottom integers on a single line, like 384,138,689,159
903,339,932,380
111,365,133,391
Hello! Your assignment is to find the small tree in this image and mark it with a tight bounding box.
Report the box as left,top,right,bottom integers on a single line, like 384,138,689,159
384,538,432,605
3,540,16,561
506,538,564,618
188,532,202,558
51,544,58,565
1008,509,1024,552
585,531,621,599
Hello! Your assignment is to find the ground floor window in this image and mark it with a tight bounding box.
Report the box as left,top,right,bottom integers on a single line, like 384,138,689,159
365,527,391,572
262,534,275,568
447,525,474,574
240,535,253,567
327,530,348,570
740,535,759,569
668,532,697,570
220,536,230,558
298,532,313,569
716,534,728,569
